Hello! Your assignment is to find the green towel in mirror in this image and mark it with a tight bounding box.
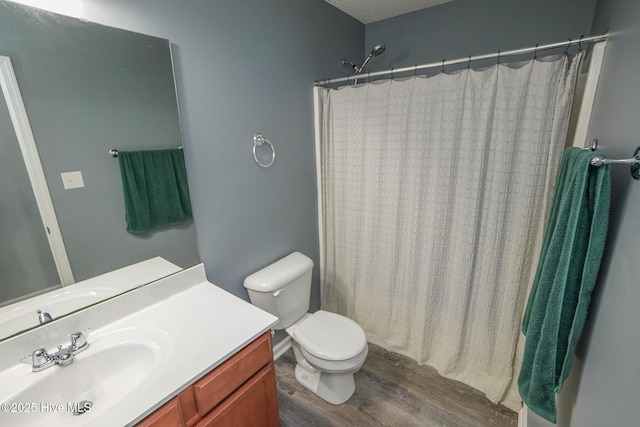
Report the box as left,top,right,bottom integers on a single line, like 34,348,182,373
518,147,610,423
118,148,193,234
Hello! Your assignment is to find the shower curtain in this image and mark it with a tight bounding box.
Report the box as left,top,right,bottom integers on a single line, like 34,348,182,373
317,52,583,407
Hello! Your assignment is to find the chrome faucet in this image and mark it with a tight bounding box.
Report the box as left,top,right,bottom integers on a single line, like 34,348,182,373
21,330,89,372
37,310,53,325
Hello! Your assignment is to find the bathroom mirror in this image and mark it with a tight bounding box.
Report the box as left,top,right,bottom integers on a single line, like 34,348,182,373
0,1,199,340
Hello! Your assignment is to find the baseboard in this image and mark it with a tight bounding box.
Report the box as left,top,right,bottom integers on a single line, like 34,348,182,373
518,404,528,427
272,335,292,360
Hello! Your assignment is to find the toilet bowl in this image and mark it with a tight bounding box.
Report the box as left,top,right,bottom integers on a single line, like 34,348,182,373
243,252,368,404
286,311,368,404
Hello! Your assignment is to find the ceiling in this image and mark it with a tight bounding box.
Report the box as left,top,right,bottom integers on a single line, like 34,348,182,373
324,0,453,24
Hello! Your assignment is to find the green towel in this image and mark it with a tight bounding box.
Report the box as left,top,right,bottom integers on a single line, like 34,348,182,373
518,147,610,423
118,148,193,234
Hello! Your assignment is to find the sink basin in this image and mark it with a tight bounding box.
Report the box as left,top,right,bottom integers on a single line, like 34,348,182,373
0,327,170,426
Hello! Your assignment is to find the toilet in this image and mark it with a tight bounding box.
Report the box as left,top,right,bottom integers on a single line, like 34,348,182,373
243,252,368,405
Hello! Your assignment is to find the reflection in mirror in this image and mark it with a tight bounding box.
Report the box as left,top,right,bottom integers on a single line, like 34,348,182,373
0,257,182,339
0,57,62,303
0,0,199,340
1,53,76,301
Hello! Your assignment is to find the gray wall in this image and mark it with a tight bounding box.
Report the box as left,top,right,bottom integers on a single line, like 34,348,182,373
365,0,598,73
530,0,640,425
75,0,363,311
0,0,199,288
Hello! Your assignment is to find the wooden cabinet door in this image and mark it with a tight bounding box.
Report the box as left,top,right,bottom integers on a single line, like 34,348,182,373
137,398,184,427
196,365,279,427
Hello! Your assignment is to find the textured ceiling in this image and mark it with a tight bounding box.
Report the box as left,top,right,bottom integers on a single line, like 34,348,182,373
324,0,453,24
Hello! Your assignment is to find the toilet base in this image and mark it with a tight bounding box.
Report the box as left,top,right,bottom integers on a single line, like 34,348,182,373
294,363,356,405
290,341,356,405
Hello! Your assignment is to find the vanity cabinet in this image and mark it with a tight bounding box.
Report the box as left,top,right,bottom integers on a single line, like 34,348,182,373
137,331,279,427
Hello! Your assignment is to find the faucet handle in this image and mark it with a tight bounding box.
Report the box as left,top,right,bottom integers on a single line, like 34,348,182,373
19,348,48,366
68,330,89,354
19,353,36,365
32,348,52,365
22,348,55,372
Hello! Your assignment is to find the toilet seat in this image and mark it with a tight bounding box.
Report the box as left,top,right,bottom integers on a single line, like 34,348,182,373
300,344,368,373
292,310,367,372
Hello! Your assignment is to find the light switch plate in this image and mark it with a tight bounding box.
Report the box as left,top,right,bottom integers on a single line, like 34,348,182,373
61,171,85,189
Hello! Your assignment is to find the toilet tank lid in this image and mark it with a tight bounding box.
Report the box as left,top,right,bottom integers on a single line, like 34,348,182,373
243,252,314,292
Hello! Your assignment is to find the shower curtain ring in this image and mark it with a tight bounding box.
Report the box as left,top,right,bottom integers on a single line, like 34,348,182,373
391,68,394,80
578,35,584,51
414,64,418,76
441,59,445,73
497,51,500,64
534,43,539,59
564,38,572,54
467,55,471,70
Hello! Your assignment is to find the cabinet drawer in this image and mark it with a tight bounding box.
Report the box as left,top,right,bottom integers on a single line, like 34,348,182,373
193,332,272,416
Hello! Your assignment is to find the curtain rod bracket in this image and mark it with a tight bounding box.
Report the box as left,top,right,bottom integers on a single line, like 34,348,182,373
632,147,640,179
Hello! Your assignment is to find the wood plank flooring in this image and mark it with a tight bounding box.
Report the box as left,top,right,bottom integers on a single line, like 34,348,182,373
276,343,517,427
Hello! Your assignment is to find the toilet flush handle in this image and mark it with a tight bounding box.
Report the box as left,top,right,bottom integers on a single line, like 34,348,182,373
273,289,284,297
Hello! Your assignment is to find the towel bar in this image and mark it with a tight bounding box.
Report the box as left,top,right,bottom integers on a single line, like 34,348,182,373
585,139,640,179
109,147,183,158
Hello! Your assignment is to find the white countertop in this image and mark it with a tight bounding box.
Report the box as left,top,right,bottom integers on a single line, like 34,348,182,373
0,264,278,426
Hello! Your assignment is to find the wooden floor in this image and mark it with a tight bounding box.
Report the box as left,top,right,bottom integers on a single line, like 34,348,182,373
276,343,517,427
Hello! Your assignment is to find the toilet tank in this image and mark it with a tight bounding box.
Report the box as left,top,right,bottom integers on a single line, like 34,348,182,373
243,252,314,330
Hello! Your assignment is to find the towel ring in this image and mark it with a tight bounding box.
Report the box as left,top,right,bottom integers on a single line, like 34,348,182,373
253,133,275,168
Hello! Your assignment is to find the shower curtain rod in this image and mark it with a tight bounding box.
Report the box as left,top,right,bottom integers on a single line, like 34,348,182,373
315,33,608,87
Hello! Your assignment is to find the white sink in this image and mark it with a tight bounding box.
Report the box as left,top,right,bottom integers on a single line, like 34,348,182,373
0,327,170,426
0,264,278,426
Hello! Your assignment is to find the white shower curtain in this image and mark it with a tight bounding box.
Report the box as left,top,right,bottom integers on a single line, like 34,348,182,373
318,52,583,407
